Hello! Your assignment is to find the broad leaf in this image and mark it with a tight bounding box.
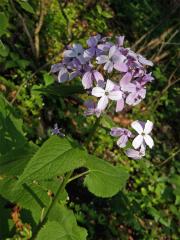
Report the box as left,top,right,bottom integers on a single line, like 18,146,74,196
0,142,38,176
37,204,87,240
0,95,26,155
19,136,87,183
84,155,129,197
0,176,67,224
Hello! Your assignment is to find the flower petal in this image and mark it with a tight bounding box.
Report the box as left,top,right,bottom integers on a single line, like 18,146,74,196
125,148,143,160
63,49,76,58
120,72,132,86
84,48,95,59
109,45,117,58
96,55,109,64
58,68,69,82
144,120,153,134
117,135,128,148
108,90,122,100
144,135,154,148
138,55,153,66
73,43,83,54
97,95,108,110
104,61,113,73
114,62,128,72
105,79,115,91
110,127,124,137
116,99,124,112
92,87,105,97
82,71,93,89
132,135,143,149
93,70,104,82
126,93,136,105
131,121,143,134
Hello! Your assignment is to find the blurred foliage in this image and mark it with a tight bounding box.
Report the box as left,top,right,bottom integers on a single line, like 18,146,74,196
0,0,180,239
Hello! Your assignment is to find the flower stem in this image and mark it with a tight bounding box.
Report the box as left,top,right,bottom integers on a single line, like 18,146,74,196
31,171,72,239
86,117,101,145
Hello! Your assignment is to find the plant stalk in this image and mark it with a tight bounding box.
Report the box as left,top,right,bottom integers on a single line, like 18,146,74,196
31,171,72,239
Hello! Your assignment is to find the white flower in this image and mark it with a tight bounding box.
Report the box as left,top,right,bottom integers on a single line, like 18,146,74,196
131,120,154,149
92,80,122,111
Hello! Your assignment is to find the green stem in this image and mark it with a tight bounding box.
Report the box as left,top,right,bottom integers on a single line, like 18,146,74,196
67,170,90,183
157,149,180,167
86,117,101,145
31,171,72,239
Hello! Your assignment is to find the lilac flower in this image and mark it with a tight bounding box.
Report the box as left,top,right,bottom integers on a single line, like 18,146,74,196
131,120,154,149
116,35,125,47
63,44,86,64
92,79,122,111
51,123,65,137
84,34,101,60
110,127,132,148
114,72,135,112
82,70,104,89
137,54,153,66
84,99,101,117
125,81,146,106
50,63,63,73
57,66,81,83
116,98,125,112
119,72,136,92
125,144,146,159
96,45,127,73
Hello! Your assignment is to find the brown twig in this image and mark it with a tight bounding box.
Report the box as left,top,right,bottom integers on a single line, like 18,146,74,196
34,0,45,60
10,0,36,57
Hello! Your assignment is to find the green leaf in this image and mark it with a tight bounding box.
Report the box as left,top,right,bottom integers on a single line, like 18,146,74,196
84,155,129,197
0,41,9,57
0,176,67,224
96,4,102,14
43,72,54,86
0,196,14,238
0,12,8,37
37,205,87,240
33,83,85,98
101,114,117,129
0,95,27,155
0,142,38,176
19,136,87,183
17,0,35,14
101,11,113,18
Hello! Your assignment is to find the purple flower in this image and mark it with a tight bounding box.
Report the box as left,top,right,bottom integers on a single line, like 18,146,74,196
57,66,81,83
84,99,101,117
92,79,122,111
96,45,127,73
138,54,153,66
110,127,132,148
125,145,146,159
131,120,154,149
82,70,104,89
50,63,63,73
84,34,101,60
51,123,65,137
116,35,125,47
116,98,125,112
119,72,136,92
125,81,146,106
63,44,86,64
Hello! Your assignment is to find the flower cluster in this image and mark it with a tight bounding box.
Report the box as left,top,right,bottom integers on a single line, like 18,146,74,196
51,34,154,159
110,120,154,159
